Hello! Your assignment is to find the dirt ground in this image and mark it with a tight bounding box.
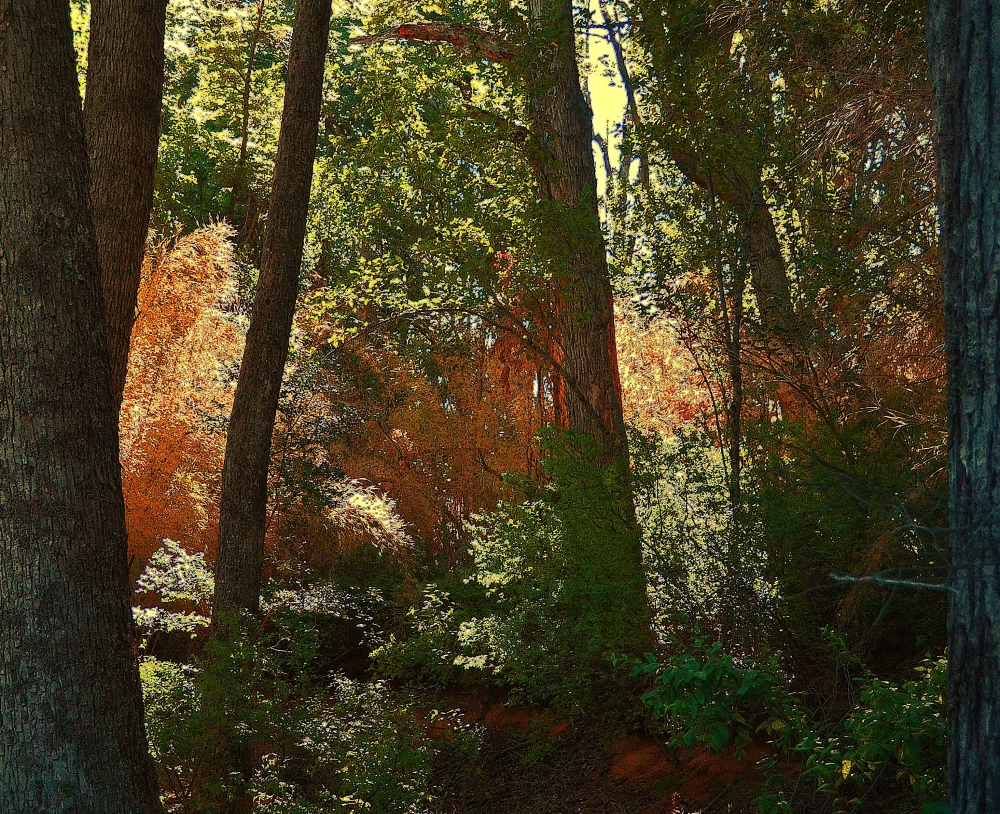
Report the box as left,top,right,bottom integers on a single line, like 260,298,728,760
424,693,781,813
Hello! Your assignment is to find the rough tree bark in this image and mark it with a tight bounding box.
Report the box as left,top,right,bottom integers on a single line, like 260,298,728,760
927,4,1000,811
213,0,333,621
522,0,651,651
0,2,160,811
527,0,631,468
84,0,168,408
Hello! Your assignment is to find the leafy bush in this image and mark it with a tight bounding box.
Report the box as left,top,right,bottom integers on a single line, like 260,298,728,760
374,583,482,689
798,655,947,808
142,655,448,812
377,431,652,710
134,538,214,637
630,427,778,649
376,492,633,709
633,638,801,755
138,581,461,813
249,676,457,814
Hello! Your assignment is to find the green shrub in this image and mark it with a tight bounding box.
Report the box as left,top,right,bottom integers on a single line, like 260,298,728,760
377,430,652,710
139,585,459,813
633,638,801,755
374,583,482,689
798,655,947,809
630,427,778,649
376,492,632,710
134,538,214,637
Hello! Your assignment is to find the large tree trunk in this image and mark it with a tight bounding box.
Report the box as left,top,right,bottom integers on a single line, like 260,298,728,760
527,0,651,651
0,3,160,811
347,5,652,649
213,0,333,622
927,5,1000,811
528,0,630,467
84,0,168,409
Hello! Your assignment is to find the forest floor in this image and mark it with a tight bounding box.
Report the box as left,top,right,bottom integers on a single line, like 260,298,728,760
419,690,789,813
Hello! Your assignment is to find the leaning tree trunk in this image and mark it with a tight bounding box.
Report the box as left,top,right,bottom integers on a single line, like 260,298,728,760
927,4,1000,811
527,0,652,651
213,0,333,622
84,0,168,409
667,146,796,335
0,3,160,812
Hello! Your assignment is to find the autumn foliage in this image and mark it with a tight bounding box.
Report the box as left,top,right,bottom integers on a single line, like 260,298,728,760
121,224,242,564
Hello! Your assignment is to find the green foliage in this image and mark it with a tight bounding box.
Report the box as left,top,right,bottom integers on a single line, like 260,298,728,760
461,497,601,708
250,675,454,813
374,583,481,689
797,655,947,809
155,0,295,230
376,434,649,710
139,588,464,813
134,539,215,636
633,639,801,755
631,427,778,649
375,499,603,708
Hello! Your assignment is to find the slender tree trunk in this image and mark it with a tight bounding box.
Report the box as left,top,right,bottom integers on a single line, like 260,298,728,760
744,189,794,333
728,293,743,509
633,3,796,334
84,0,168,409
226,0,267,242
0,3,160,811
214,0,333,622
927,5,1000,811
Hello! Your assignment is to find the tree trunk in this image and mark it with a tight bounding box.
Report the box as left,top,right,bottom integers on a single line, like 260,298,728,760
0,3,160,811
745,190,795,333
346,4,652,649
527,0,630,468
669,147,796,334
213,0,333,622
84,0,168,409
927,5,1000,811
526,0,651,651
226,0,267,244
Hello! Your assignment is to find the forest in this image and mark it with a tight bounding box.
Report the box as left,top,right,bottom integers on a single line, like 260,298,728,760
1,0,998,812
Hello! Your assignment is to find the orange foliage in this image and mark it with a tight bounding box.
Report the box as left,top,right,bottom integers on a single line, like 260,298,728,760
616,308,710,437
117,230,711,576
120,224,243,564
272,327,544,568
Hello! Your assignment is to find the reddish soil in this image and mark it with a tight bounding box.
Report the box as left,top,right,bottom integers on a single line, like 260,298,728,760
611,736,674,785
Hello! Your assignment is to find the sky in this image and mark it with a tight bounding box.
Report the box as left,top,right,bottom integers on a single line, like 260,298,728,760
583,0,628,189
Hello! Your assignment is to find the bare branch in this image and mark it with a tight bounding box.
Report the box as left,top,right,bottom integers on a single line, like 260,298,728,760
829,570,952,593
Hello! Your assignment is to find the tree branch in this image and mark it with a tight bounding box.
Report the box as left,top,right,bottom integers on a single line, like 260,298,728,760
829,570,952,593
350,22,518,64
